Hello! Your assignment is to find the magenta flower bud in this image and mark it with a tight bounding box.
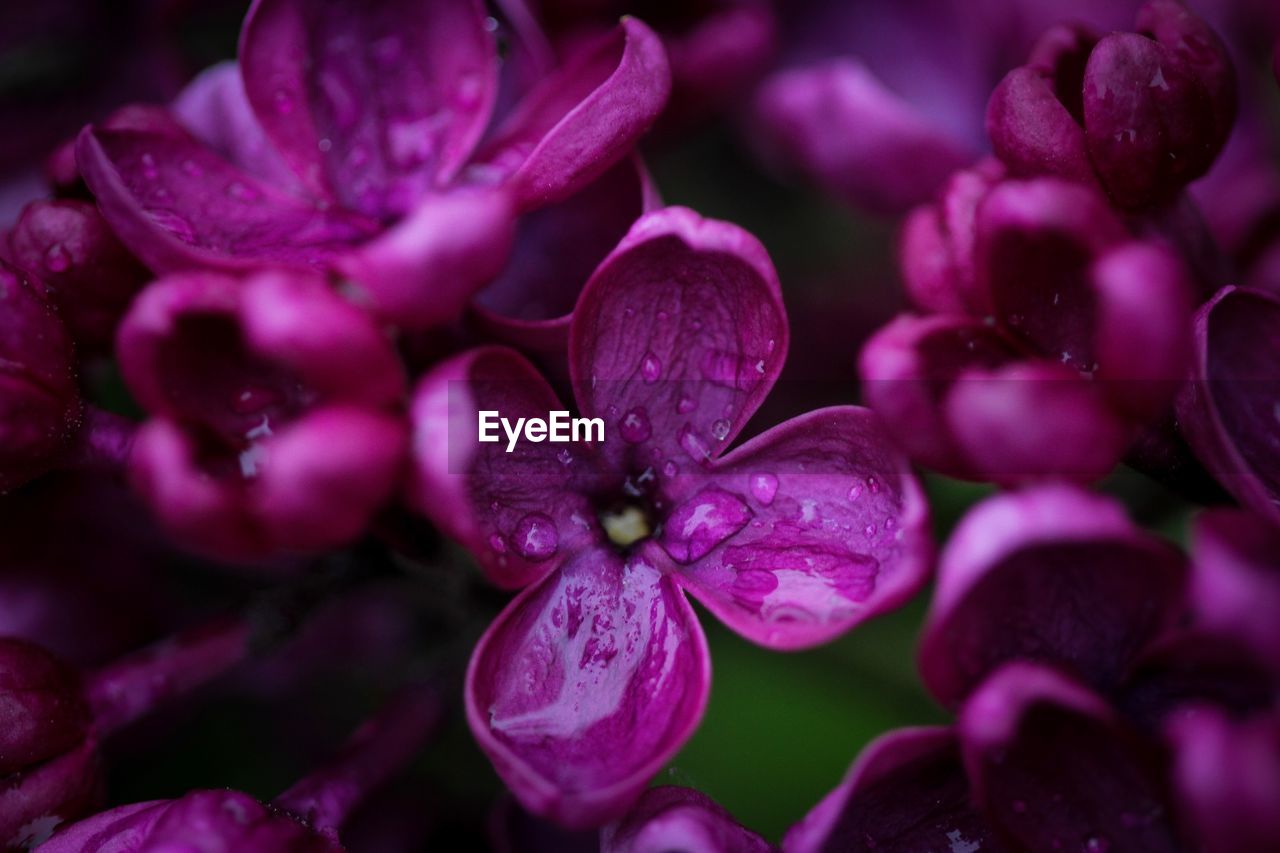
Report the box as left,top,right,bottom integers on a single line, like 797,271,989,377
74,1,673,330
7,200,149,353
1177,286,1280,527
959,663,1180,852
898,159,1006,315
410,207,931,826
34,792,340,853
1168,708,1280,853
1188,509,1280,675
988,0,1237,208
918,486,1185,710
117,269,408,558
0,639,91,777
785,727,998,853
601,787,770,853
0,639,100,848
0,259,80,493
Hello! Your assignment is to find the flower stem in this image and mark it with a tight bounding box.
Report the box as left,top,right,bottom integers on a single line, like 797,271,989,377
274,684,443,833
85,617,250,734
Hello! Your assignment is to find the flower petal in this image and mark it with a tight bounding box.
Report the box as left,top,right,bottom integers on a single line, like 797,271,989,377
253,406,408,552
407,347,604,590
920,485,1186,709
75,122,376,273
334,185,516,330
1177,287,1280,526
466,546,710,827
568,207,787,472
959,663,1180,853
1,741,106,850
669,407,932,650
986,64,1095,189
471,156,656,352
859,313,1025,480
602,786,770,853
33,800,168,853
1187,509,1280,675
1168,708,1280,853
754,59,974,215
473,17,670,212
241,0,498,218
170,61,303,193
784,727,1001,853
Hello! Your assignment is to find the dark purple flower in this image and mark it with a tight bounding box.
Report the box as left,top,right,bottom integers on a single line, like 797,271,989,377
7,200,150,354
751,0,1145,214
408,207,932,825
959,662,1182,852
117,269,408,559
75,0,672,329
0,259,80,493
785,726,1002,853
988,0,1237,209
1187,509,1280,676
601,786,771,853
917,485,1186,710
0,639,92,780
1176,286,1280,527
862,177,1193,484
1168,707,1280,853
37,685,440,852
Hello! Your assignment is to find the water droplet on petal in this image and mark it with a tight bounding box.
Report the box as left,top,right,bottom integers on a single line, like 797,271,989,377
679,424,712,463
866,475,881,494
640,352,661,384
749,472,778,505
710,419,731,441
512,513,558,561
556,448,573,465
618,407,652,443
864,523,877,538
660,487,753,563
146,210,196,242
43,244,70,273
677,396,696,414
662,460,678,477
847,483,863,501
488,533,507,553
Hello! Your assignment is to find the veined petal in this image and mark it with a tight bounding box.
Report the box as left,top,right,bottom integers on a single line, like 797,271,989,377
670,407,932,650
919,485,1186,709
407,347,604,590
568,207,787,472
241,0,498,219
473,17,670,212
466,546,710,827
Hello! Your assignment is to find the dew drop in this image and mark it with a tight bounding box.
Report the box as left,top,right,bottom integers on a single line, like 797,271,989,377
677,396,696,414
663,460,678,477
847,483,863,501
488,533,507,553
318,137,333,153
710,419,731,441
864,523,877,538
619,407,652,443
556,448,573,465
679,424,712,462
640,352,661,384
866,475,881,494
749,472,778,506
43,244,70,273
512,513,558,561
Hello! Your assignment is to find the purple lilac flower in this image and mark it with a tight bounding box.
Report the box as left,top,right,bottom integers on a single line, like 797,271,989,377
116,268,408,559
917,485,1186,709
959,662,1181,852
35,686,441,853
0,621,250,847
1186,509,1280,676
75,0,672,330
408,207,932,825
988,0,1236,209
860,175,1194,484
1168,707,1280,853
784,727,1002,853
601,786,771,853
751,0,1145,213
6,200,150,354
1177,286,1280,526
0,259,80,493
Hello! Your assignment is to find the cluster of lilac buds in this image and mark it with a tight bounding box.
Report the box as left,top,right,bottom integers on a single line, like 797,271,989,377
1,0,1278,849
